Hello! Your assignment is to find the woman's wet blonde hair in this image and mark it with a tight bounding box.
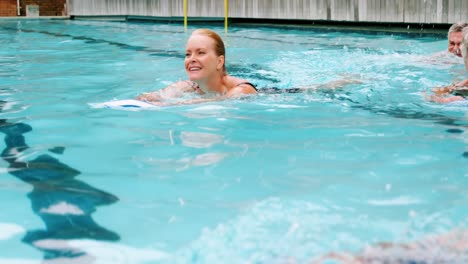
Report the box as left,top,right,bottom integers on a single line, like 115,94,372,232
191,29,226,73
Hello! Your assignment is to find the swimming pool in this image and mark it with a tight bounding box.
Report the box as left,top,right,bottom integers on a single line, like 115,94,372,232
0,19,467,263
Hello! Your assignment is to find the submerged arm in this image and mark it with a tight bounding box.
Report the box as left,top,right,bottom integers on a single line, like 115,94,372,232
136,80,256,107
430,81,467,103
314,79,363,90
149,90,256,107
428,94,465,103
455,78,468,87
158,96,225,106
135,80,197,102
298,79,363,92
432,85,456,96
432,79,468,96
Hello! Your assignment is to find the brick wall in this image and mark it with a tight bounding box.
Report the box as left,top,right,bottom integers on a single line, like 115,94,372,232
20,0,66,16
0,0,18,16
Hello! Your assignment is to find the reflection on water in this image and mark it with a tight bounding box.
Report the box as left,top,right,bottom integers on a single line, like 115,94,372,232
0,101,120,260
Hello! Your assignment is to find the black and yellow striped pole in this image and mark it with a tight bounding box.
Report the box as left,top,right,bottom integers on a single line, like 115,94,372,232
184,0,188,32
224,0,229,33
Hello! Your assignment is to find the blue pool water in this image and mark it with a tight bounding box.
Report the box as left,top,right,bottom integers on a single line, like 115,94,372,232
0,19,467,263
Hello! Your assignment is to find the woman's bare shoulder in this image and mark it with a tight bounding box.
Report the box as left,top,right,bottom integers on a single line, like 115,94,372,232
225,76,257,97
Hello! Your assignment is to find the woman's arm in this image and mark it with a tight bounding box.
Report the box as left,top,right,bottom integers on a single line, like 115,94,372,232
430,81,468,103
154,90,256,107
432,85,456,95
432,80,468,96
455,79,468,87
135,81,197,102
135,91,163,102
315,79,363,90
428,94,465,103
159,97,224,106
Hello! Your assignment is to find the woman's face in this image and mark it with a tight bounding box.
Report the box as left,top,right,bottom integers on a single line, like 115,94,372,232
184,34,224,82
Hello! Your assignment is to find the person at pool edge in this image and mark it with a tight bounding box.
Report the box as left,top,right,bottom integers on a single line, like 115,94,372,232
447,22,467,58
430,26,468,103
445,22,468,87
136,29,257,106
428,22,467,101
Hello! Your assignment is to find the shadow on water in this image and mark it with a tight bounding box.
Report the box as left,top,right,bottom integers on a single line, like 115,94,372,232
0,101,120,260
255,88,468,158
331,92,468,158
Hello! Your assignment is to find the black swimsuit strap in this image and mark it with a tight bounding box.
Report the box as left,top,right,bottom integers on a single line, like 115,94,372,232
257,87,303,94
236,82,258,91
233,85,305,94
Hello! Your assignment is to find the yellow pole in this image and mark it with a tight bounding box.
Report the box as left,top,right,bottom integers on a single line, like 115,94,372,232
224,0,228,33
184,0,188,32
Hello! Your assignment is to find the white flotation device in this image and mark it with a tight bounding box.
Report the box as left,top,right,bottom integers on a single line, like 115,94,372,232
89,99,158,109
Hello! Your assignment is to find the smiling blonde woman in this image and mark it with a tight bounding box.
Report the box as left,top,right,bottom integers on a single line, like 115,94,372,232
136,29,257,106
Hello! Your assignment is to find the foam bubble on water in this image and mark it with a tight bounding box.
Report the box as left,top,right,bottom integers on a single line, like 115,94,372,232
40,201,84,215
272,104,306,109
255,69,277,76
171,196,464,263
0,101,29,116
32,239,169,264
385,184,392,191
0,258,39,264
170,197,363,263
0,223,24,240
367,196,421,206
256,103,306,109
189,105,238,112
178,197,185,207
191,152,228,166
180,131,223,148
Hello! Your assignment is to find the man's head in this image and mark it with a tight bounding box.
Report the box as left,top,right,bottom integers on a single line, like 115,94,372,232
448,22,468,57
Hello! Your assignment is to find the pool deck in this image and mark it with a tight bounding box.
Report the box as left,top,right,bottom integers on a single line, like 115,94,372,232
0,16,70,20
233,22,448,35
0,15,448,35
